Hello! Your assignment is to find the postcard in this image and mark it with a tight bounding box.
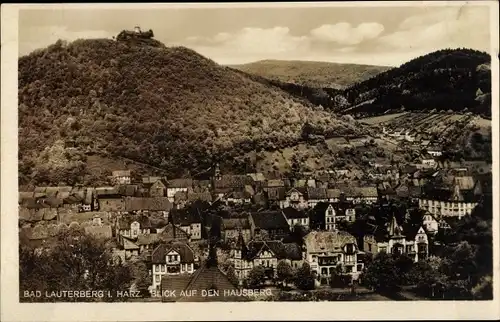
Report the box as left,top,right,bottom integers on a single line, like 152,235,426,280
1,1,499,321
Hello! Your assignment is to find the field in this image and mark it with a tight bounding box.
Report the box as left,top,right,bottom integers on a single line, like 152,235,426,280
358,112,408,125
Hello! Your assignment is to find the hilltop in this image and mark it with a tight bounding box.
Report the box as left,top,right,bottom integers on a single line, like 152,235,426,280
230,59,389,89
18,38,364,186
333,48,492,117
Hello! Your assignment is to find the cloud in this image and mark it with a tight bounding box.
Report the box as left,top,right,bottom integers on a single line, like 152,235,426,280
310,22,385,45
378,6,490,53
19,26,115,56
181,26,310,62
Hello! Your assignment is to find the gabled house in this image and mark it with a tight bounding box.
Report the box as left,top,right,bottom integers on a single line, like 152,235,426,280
282,207,309,230
304,230,362,284
124,197,172,217
280,188,308,209
306,187,328,208
422,212,439,235
230,235,304,283
156,222,191,242
166,179,193,202
116,215,152,242
112,170,131,185
221,217,252,243
363,216,429,262
148,179,168,198
160,255,243,302
170,209,203,240
151,242,196,291
249,211,290,240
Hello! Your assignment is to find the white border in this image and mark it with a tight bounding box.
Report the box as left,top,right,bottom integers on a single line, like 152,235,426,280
2,2,499,321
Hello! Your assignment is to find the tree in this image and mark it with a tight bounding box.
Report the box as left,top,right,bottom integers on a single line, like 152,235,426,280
246,265,266,289
131,261,151,297
471,275,493,300
294,262,315,291
225,264,240,287
19,229,133,302
276,260,293,287
361,252,400,292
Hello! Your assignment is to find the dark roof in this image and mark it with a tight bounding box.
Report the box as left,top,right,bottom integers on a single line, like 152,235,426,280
151,242,195,264
221,217,251,230
307,187,328,200
124,197,173,212
213,175,253,189
246,240,302,260
250,211,289,230
162,265,244,302
171,209,202,226
167,179,193,188
158,223,190,241
117,185,139,197
266,187,286,201
136,233,160,246
117,215,152,229
282,207,308,219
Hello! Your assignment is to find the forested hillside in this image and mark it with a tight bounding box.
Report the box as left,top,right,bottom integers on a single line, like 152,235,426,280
18,39,362,185
241,49,492,118
230,60,389,89
336,48,491,117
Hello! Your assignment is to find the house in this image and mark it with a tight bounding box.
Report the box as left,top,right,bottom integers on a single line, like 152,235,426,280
112,170,131,185
421,157,437,168
427,146,443,157
213,174,254,197
363,216,429,262
151,242,196,291
81,188,94,212
124,197,173,216
250,211,290,240
230,235,303,283
96,193,125,213
280,188,308,209
166,179,193,202
84,215,113,239
341,186,378,204
119,236,141,260
160,257,244,302
116,215,152,242
221,217,252,243
282,207,309,230
306,187,328,208
170,209,203,240
321,203,356,231
223,187,254,205
156,222,191,242
418,176,481,218
422,212,439,235
266,187,286,207
148,179,167,198
327,189,342,203
304,230,362,284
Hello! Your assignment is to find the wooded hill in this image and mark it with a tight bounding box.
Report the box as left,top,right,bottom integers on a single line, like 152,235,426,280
239,49,492,118
230,60,389,89
18,38,363,186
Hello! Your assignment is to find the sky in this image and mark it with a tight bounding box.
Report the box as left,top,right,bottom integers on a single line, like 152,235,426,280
18,3,493,66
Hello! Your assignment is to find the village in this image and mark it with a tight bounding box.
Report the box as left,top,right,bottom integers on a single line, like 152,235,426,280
18,130,492,301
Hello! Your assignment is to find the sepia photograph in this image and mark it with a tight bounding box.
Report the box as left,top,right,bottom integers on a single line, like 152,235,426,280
1,1,499,321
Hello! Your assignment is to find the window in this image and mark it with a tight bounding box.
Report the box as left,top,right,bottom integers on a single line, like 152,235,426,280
155,275,160,282
345,266,353,273
161,265,165,273
321,268,327,275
